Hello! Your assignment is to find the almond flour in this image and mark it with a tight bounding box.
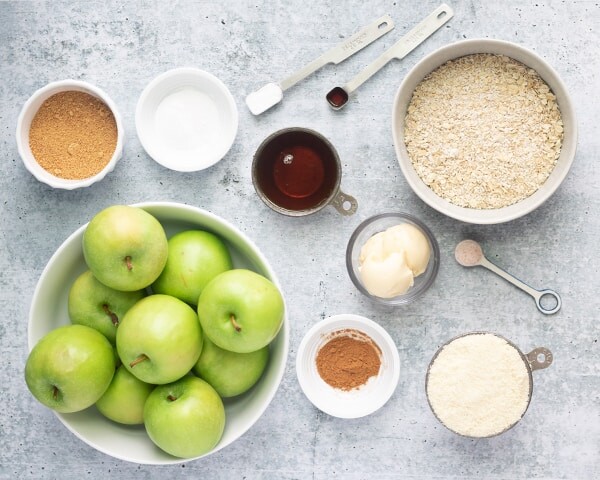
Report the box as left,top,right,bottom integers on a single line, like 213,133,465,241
404,54,563,209
426,333,531,438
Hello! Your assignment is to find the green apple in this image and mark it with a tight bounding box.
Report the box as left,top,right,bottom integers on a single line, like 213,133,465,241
82,205,168,291
95,365,154,425
68,270,145,344
192,336,269,398
117,294,203,385
197,269,284,353
152,230,232,306
25,325,115,413
144,376,225,459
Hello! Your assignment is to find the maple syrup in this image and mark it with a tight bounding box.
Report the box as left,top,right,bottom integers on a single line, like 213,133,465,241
253,129,340,214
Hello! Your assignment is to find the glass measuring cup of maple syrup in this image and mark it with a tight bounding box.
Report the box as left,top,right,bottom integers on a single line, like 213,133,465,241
252,127,358,216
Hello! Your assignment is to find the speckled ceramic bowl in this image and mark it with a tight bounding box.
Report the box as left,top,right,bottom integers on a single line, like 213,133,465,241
392,38,577,224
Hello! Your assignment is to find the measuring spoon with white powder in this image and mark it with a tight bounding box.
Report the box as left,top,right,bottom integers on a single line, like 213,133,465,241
245,14,395,115
455,239,561,315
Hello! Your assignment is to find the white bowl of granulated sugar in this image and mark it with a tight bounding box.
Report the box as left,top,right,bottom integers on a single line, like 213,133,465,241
135,67,238,172
392,39,577,224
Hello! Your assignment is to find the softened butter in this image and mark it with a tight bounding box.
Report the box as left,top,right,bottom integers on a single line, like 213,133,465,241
358,223,430,298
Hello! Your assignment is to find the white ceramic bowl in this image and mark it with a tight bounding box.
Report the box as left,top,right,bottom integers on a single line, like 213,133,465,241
136,68,238,172
28,202,289,464
392,39,577,224
346,213,440,306
296,314,400,418
16,79,124,190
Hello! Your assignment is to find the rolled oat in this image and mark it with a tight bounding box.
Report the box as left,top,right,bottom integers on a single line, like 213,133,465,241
404,54,563,209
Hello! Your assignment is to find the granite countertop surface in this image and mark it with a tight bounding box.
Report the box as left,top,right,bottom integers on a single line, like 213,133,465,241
1,1,598,478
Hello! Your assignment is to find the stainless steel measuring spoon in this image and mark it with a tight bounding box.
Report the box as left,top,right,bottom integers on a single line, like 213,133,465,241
326,3,453,110
245,14,395,115
455,239,561,315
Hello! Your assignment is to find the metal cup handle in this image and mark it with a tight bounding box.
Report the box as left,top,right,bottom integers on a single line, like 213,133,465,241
331,190,358,216
526,347,553,371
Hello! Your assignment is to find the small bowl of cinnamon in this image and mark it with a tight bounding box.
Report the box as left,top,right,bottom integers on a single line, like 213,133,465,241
16,79,124,190
296,313,400,418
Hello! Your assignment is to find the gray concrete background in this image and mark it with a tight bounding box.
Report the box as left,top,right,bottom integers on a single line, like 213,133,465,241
1,1,598,478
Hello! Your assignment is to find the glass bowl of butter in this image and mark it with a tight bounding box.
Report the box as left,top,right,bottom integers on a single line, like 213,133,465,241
346,212,440,306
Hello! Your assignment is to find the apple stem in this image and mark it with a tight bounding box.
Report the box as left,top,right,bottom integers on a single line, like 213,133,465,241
52,385,59,400
167,394,177,402
124,255,133,271
230,314,242,333
102,304,119,326
129,353,149,368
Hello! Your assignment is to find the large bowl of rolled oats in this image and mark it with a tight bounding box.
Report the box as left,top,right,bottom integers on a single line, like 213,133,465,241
392,39,577,224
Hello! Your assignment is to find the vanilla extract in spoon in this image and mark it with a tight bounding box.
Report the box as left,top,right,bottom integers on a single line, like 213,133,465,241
326,4,454,110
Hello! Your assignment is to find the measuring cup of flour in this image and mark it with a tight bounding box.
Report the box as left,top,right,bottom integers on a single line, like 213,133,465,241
425,331,552,438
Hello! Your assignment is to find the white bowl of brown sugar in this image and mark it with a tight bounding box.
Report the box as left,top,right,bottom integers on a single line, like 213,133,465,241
392,39,577,224
16,79,124,190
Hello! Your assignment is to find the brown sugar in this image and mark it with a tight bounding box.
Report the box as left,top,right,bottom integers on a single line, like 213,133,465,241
316,329,382,391
28,90,118,180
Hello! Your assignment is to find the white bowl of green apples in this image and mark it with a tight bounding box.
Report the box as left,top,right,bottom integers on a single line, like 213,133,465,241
26,202,288,464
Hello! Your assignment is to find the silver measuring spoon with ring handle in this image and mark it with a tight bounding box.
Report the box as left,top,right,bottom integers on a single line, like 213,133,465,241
455,239,561,315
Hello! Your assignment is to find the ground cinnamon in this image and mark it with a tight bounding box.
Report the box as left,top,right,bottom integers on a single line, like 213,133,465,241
29,90,117,180
316,329,381,391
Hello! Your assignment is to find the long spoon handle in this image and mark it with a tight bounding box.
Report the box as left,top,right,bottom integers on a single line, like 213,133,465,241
279,14,394,91
479,257,561,315
343,3,453,95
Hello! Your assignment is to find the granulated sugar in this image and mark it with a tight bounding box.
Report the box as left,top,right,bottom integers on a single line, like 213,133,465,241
426,333,531,438
404,54,563,209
